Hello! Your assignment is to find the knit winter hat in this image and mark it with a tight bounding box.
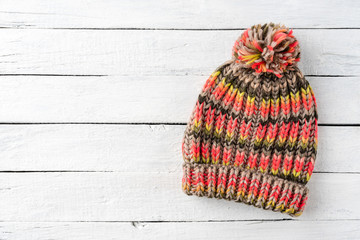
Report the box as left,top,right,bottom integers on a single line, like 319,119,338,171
181,23,318,217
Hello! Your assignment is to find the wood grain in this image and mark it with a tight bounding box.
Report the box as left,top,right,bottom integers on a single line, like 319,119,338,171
0,125,358,173
0,29,359,76
0,221,359,240
0,76,358,124
0,171,359,221
0,0,359,29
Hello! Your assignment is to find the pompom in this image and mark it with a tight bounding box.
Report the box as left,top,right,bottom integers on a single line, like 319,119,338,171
232,23,300,78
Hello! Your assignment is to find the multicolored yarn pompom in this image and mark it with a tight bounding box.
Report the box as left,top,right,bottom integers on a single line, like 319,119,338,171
181,23,318,217
232,23,300,78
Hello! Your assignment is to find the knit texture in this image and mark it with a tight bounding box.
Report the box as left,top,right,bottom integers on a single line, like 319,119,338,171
181,23,318,217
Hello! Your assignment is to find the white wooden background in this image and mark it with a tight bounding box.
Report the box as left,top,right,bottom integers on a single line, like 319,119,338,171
0,0,360,239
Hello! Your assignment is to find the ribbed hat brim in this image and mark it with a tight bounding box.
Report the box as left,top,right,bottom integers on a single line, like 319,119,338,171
182,162,309,217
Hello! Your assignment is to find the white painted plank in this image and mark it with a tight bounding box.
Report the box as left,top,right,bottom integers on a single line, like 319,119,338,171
0,125,359,173
0,172,359,221
0,221,359,240
0,76,358,124
0,29,359,76
0,0,359,29
0,125,358,173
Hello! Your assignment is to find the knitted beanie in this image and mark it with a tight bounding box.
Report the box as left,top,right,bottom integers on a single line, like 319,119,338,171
181,23,318,217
